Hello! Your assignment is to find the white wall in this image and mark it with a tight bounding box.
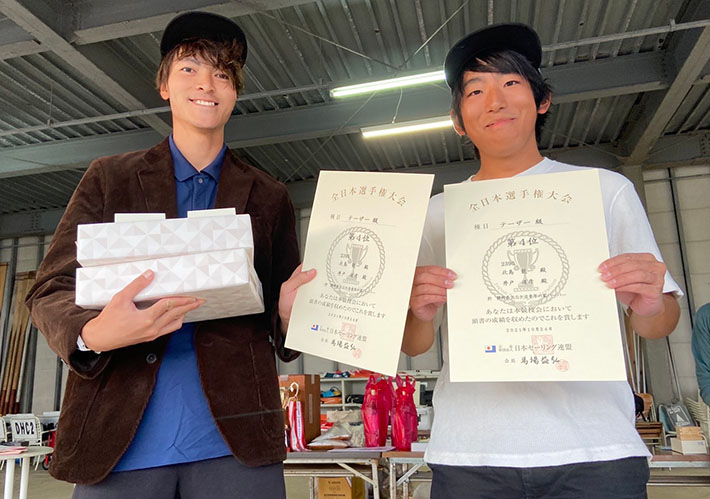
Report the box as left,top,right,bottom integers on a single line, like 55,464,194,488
0,234,66,415
643,165,710,401
31,234,68,414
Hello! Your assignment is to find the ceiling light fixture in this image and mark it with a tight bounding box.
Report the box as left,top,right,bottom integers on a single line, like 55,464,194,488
361,116,453,139
331,70,445,97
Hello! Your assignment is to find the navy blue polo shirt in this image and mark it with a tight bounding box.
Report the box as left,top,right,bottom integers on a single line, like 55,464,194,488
113,136,231,471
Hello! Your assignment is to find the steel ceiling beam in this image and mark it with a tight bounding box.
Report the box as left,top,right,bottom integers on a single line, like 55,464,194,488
0,128,163,178
2,131,709,237
70,0,317,45
0,0,171,136
2,6,709,63
0,15,38,58
0,50,676,177
0,49,672,141
0,1,317,60
620,2,710,164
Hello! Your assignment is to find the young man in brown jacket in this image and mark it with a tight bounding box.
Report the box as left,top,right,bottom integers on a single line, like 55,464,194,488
26,11,313,499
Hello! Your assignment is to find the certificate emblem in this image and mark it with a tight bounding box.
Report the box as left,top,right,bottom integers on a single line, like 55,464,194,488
482,230,569,309
327,226,385,298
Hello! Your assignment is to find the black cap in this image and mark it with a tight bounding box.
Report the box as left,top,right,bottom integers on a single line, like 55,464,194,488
444,23,542,89
160,11,247,65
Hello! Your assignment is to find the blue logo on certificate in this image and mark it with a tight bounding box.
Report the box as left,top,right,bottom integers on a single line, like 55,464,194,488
311,324,319,331
484,345,496,353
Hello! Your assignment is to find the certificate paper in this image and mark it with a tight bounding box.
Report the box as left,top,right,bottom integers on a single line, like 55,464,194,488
286,171,434,375
444,169,626,382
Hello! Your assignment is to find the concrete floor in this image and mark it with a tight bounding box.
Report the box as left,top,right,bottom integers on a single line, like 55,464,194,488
1,466,709,498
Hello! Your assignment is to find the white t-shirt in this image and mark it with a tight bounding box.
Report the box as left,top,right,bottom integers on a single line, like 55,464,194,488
419,158,682,468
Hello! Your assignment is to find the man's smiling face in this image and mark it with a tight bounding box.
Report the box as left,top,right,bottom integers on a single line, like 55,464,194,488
160,54,237,137
453,69,549,161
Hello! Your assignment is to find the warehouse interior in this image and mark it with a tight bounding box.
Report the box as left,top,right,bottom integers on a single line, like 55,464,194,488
1,0,710,497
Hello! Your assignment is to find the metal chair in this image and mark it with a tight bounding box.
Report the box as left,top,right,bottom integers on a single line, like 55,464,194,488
9,414,47,470
0,416,7,443
0,416,6,471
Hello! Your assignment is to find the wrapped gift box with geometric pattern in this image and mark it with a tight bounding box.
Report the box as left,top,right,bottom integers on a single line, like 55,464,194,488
76,248,263,322
77,213,253,267
75,210,263,321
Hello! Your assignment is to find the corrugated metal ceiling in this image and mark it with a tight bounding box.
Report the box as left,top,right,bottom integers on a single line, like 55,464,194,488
0,0,708,216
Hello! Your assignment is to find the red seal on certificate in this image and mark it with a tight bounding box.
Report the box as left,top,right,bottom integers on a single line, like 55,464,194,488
531,334,554,355
353,348,362,359
557,359,569,372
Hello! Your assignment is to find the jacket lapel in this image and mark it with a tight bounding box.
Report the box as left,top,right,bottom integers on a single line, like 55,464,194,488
214,149,254,213
136,141,254,217
136,139,179,218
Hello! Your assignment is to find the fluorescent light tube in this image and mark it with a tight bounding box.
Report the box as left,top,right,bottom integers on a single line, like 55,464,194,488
361,116,453,138
331,70,445,97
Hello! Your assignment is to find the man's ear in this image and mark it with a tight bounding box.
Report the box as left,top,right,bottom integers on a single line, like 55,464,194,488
450,109,466,137
159,82,170,102
537,95,551,115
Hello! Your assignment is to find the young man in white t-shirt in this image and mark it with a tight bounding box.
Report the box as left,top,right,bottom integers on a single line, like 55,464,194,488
402,23,681,498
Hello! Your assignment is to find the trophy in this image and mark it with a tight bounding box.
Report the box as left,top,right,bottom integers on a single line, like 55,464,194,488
344,243,368,284
508,248,539,292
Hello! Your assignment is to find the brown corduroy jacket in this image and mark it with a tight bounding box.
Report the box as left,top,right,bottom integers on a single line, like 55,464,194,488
25,139,301,484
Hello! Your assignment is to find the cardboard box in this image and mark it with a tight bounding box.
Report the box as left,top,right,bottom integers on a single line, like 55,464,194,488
76,248,263,322
279,374,321,444
677,426,704,440
411,441,428,452
670,437,707,455
77,213,254,266
317,477,365,499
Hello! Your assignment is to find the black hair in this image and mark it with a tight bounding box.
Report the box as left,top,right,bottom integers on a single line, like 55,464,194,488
450,49,552,142
156,38,245,92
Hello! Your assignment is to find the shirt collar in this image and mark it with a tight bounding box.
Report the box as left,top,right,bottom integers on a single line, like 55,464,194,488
169,134,226,182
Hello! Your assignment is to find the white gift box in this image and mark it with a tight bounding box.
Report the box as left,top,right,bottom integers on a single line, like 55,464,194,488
416,406,434,431
76,213,254,267
670,437,708,455
76,248,264,323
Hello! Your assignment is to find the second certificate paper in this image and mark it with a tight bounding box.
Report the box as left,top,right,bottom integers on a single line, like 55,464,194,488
444,169,626,382
286,171,434,375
